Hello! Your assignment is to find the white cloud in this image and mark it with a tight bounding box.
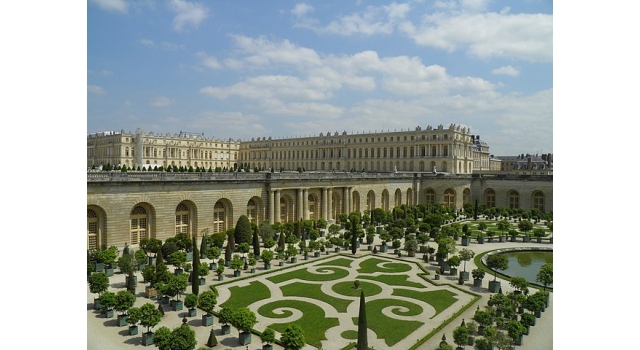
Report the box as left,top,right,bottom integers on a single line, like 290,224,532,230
150,96,173,107
231,35,322,68
291,3,314,17
403,12,552,62
197,52,222,70
89,0,128,13
169,0,209,32
139,38,155,47
88,85,106,95
492,65,520,76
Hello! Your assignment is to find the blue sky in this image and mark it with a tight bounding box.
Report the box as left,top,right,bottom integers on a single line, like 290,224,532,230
87,0,552,156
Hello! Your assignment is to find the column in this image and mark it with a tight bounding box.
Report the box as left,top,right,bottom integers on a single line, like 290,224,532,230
343,187,348,216
322,188,328,220
274,190,281,223
347,187,352,214
414,181,420,206
327,188,333,222
297,188,304,222
268,190,275,224
303,189,309,220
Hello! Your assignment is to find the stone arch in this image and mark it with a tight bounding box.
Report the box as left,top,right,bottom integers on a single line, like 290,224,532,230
381,189,390,211
394,188,402,207
213,198,233,234
463,188,471,205
246,197,264,226
406,188,413,206
532,190,545,212
280,194,295,223
366,190,376,212
308,192,320,220
175,200,197,238
424,188,436,204
352,191,361,213
87,205,107,250
129,202,156,245
484,188,496,208
444,188,456,208
508,190,520,209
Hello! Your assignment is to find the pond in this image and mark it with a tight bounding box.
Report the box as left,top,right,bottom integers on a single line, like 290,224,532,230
499,250,553,288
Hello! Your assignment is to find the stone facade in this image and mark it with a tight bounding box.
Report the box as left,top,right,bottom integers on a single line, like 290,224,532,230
87,172,552,250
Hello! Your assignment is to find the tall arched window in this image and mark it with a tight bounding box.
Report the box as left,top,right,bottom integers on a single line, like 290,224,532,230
130,206,148,245
509,190,520,209
407,188,413,206
463,188,470,205
352,191,360,213
381,190,389,211
533,192,545,212
308,194,317,220
367,191,375,212
247,199,257,225
444,189,455,208
486,189,496,208
175,203,190,235
213,202,226,233
425,189,435,204
394,189,402,207
87,209,98,250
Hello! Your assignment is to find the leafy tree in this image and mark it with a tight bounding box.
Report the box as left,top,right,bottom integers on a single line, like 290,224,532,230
459,248,475,273
205,246,221,262
154,324,197,350
259,221,275,241
114,290,136,317
184,293,198,311
230,254,244,272
261,250,274,265
517,220,533,234
509,276,530,294
261,328,276,346
154,326,173,350
477,222,488,234
497,220,510,236
165,273,189,302
98,291,117,314
127,306,142,328
280,323,306,350
218,307,234,326
231,307,257,334
207,232,226,248
474,337,491,350
437,237,457,260
453,326,469,348
88,272,110,297
505,320,526,345
486,254,509,281
198,289,218,315
169,251,187,271
472,268,485,280
536,262,553,291
234,215,253,244
139,302,163,333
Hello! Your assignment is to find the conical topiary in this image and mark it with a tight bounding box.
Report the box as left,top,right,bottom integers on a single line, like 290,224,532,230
357,290,368,350
206,328,218,347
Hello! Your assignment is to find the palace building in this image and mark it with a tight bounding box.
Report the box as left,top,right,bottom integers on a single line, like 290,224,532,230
87,123,553,251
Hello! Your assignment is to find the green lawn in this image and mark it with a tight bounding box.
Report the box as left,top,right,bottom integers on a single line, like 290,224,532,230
266,266,350,284
354,298,424,347
332,281,383,298
219,281,270,309
392,289,458,317
357,257,412,273
357,274,427,289
258,299,340,348
319,257,355,268
281,282,352,312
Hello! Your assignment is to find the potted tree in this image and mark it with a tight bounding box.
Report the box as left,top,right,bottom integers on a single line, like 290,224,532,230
458,248,475,281
198,289,218,326
140,238,162,266
466,320,478,346
197,261,209,285
218,307,234,335
447,255,461,276
114,290,136,326
88,272,110,310
506,320,527,346
169,251,187,275
379,231,391,253
232,307,258,345
205,246,221,270
280,324,306,350
261,250,274,270
472,309,492,336
138,302,163,346
287,244,298,263
184,293,198,317
472,268,485,288
535,262,553,292
126,306,141,335
98,291,117,318
165,274,189,311
509,276,530,295
486,254,509,293
261,328,276,350
453,326,469,350
134,249,148,272
101,246,118,276
248,253,257,273
404,236,419,257
230,254,243,277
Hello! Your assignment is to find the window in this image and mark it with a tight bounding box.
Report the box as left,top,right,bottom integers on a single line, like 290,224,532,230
175,203,189,235
247,199,257,224
444,189,455,208
130,206,148,245
486,189,496,208
533,192,545,212
509,191,520,209
88,209,98,250
213,202,226,233
425,189,435,204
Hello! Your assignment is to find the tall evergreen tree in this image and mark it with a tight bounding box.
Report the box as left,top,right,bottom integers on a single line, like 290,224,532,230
350,215,358,255
252,225,261,257
225,229,235,263
191,235,200,295
357,290,368,350
234,215,253,244
126,268,136,295
277,230,286,251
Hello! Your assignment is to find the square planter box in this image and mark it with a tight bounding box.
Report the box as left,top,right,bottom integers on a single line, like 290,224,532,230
105,309,114,318
199,278,206,285
510,236,517,242
161,296,170,305
523,236,531,243
233,270,241,277
186,252,193,261
450,268,458,276
279,261,285,267
129,325,138,336
477,237,484,244
202,313,214,326
303,255,309,260
218,275,224,281
434,274,440,280
145,286,157,299
499,236,506,243
174,268,183,275
138,263,146,271
264,263,271,270
335,247,341,253
117,314,128,327
188,308,197,317
290,257,298,263
239,332,252,345
222,324,231,335
314,252,321,258
460,271,470,281
263,344,274,350
380,245,388,253
173,300,183,311
94,262,104,272
461,237,470,246
209,263,217,270
94,297,102,310
488,280,501,293
126,275,137,285
536,237,543,243
142,332,154,346
105,267,114,277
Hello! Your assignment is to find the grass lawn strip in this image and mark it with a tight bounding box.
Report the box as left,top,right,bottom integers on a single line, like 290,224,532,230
318,257,355,268
331,280,383,298
219,280,271,309
281,282,352,312
355,298,424,347
392,289,458,317
266,266,349,284
357,257,412,273
258,299,339,348
357,274,426,289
